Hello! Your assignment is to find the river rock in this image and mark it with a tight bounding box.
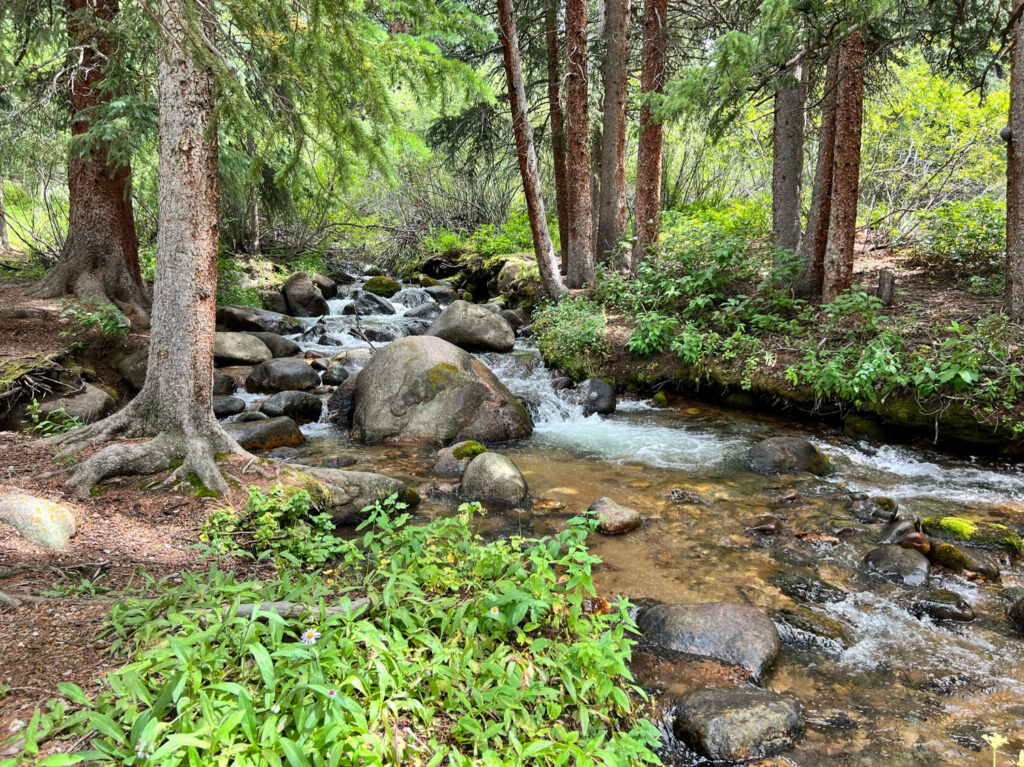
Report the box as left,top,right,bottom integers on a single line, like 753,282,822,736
39,384,113,424
363,276,401,298
245,358,321,393
425,284,458,306
246,332,301,358
341,290,396,316
880,514,920,545
461,452,528,505
928,542,1001,580
636,602,781,681
921,515,1023,554
213,371,235,396
351,336,532,444
404,302,442,320
321,364,350,386
224,416,304,450
117,348,149,389
325,376,358,427
769,571,848,604
310,272,337,299
849,497,898,523
741,437,831,476
216,305,303,335
427,300,515,353
235,411,268,422
580,378,616,416
0,492,77,549
863,545,930,586
1008,597,1024,635
910,589,975,622
362,324,402,343
588,497,641,535
393,288,432,307
299,466,419,524
673,687,804,763
260,391,323,425
772,606,850,655
500,308,530,331
212,396,246,419
432,440,487,477
213,332,273,365
282,271,329,317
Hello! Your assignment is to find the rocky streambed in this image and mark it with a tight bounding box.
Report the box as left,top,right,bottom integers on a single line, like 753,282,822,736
119,268,1024,765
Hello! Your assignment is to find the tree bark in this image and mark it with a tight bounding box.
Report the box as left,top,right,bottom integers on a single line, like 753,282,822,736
0,176,9,251
795,50,840,300
564,0,594,288
632,0,668,273
247,135,261,256
595,0,630,265
771,64,805,260
498,0,566,301
33,0,148,318
1007,0,1024,321
545,0,569,272
821,30,865,303
51,0,246,497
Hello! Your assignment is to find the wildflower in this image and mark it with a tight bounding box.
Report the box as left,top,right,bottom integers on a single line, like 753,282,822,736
271,704,281,714
8,718,24,733
135,740,151,759
300,627,321,646
327,689,338,699
488,606,501,619
984,734,1009,752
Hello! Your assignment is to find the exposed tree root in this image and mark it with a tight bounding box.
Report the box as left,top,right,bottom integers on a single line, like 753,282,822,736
31,262,150,324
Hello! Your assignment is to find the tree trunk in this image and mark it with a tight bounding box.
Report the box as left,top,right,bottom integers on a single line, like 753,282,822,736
771,64,805,260
1007,0,1024,321
564,0,594,288
632,0,668,273
33,0,148,318
595,0,630,265
247,135,261,256
0,176,9,251
821,31,865,303
545,0,570,271
52,0,245,498
498,0,565,300
795,50,840,300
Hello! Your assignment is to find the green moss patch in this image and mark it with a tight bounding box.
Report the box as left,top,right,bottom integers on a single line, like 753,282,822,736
453,440,486,460
922,516,1023,554
363,276,401,298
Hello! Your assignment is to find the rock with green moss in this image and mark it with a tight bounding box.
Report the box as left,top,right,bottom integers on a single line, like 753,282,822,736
721,392,755,411
362,276,401,298
928,542,1001,579
921,516,1023,554
417,274,438,288
295,465,419,524
651,391,669,408
352,336,532,445
433,440,487,477
0,492,77,549
427,300,515,353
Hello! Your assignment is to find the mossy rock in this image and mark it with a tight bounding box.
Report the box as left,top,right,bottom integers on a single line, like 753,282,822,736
721,391,756,410
452,440,487,460
363,276,401,298
921,516,1023,554
462,291,474,302
929,542,1001,580
652,391,669,408
417,274,438,288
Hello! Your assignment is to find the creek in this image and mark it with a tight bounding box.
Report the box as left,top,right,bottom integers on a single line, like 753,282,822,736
240,281,1024,766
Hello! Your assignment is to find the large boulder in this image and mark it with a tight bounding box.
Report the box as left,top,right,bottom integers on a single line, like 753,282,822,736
310,273,337,299
245,358,320,393
673,687,804,763
39,383,113,424
341,291,396,316
224,416,304,451
393,288,432,308
261,290,289,314
580,378,616,416
246,332,301,358
588,497,641,535
0,492,77,549
461,452,528,505
424,284,458,306
351,336,532,445
741,437,831,476
260,391,323,425
636,602,781,681
282,271,329,317
217,305,303,335
299,466,419,524
863,545,930,587
213,332,273,366
427,300,515,353
363,276,401,298
117,348,149,390
496,258,543,305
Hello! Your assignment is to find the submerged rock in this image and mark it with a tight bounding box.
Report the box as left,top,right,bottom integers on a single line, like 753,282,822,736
245,358,321,393
863,545,930,587
772,606,851,655
461,452,528,505
427,300,515,353
282,271,329,316
910,589,975,623
928,542,1001,580
921,516,1023,554
213,332,273,366
636,602,781,681
224,416,304,451
741,437,831,476
588,497,641,535
769,571,848,604
260,391,323,425
0,492,77,549
580,378,616,416
673,687,804,762
351,336,532,445
216,305,303,335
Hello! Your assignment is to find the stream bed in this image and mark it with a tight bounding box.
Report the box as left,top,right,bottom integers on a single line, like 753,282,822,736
241,282,1024,765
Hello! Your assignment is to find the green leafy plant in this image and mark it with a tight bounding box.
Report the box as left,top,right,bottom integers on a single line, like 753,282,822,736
533,297,610,379
58,299,130,352
23,398,83,435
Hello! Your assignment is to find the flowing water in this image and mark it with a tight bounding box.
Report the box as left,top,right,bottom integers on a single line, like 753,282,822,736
250,282,1024,765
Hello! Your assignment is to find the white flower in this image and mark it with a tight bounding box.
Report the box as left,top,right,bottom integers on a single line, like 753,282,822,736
300,627,321,646
8,719,24,733
327,689,338,699
488,606,501,619
271,704,281,714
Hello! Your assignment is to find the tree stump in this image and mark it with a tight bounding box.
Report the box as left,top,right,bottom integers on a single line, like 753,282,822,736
877,269,895,306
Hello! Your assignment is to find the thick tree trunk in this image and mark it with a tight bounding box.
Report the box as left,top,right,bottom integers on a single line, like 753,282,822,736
771,64,805,260
545,0,570,271
632,0,668,273
795,50,840,300
52,0,245,497
498,0,565,300
821,31,865,303
0,177,9,251
595,0,630,265
1006,0,1024,321
33,0,148,317
564,0,595,288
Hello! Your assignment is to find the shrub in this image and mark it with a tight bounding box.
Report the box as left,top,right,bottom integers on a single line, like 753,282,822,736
533,298,609,379
917,197,1005,283
58,299,131,352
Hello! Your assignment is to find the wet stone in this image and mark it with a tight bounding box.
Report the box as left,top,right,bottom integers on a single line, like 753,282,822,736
928,541,1001,580
741,437,831,476
224,416,304,451
260,391,323,425
245,358,321,393
1007,597,1024,635
743,514,783,535
580,377,616,416
772,606,851,656
769,571,848,604
909,589,975,623
863,545,930,587
666,488,708,504
212,396,246,419
234,411,268,422
588,497,642,535
849,498,898,524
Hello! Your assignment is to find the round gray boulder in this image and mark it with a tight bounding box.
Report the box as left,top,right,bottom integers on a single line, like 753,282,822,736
351,336,532,445
863,545,930,587
580,378,616,416
245,358,320,393
213,332,273,366
260,391,323,425
245,332,302,358
588,497,641,535
212,395,246,419
461,452,529,505
741,437,831,475
282,271,329,317
427,300,515,353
